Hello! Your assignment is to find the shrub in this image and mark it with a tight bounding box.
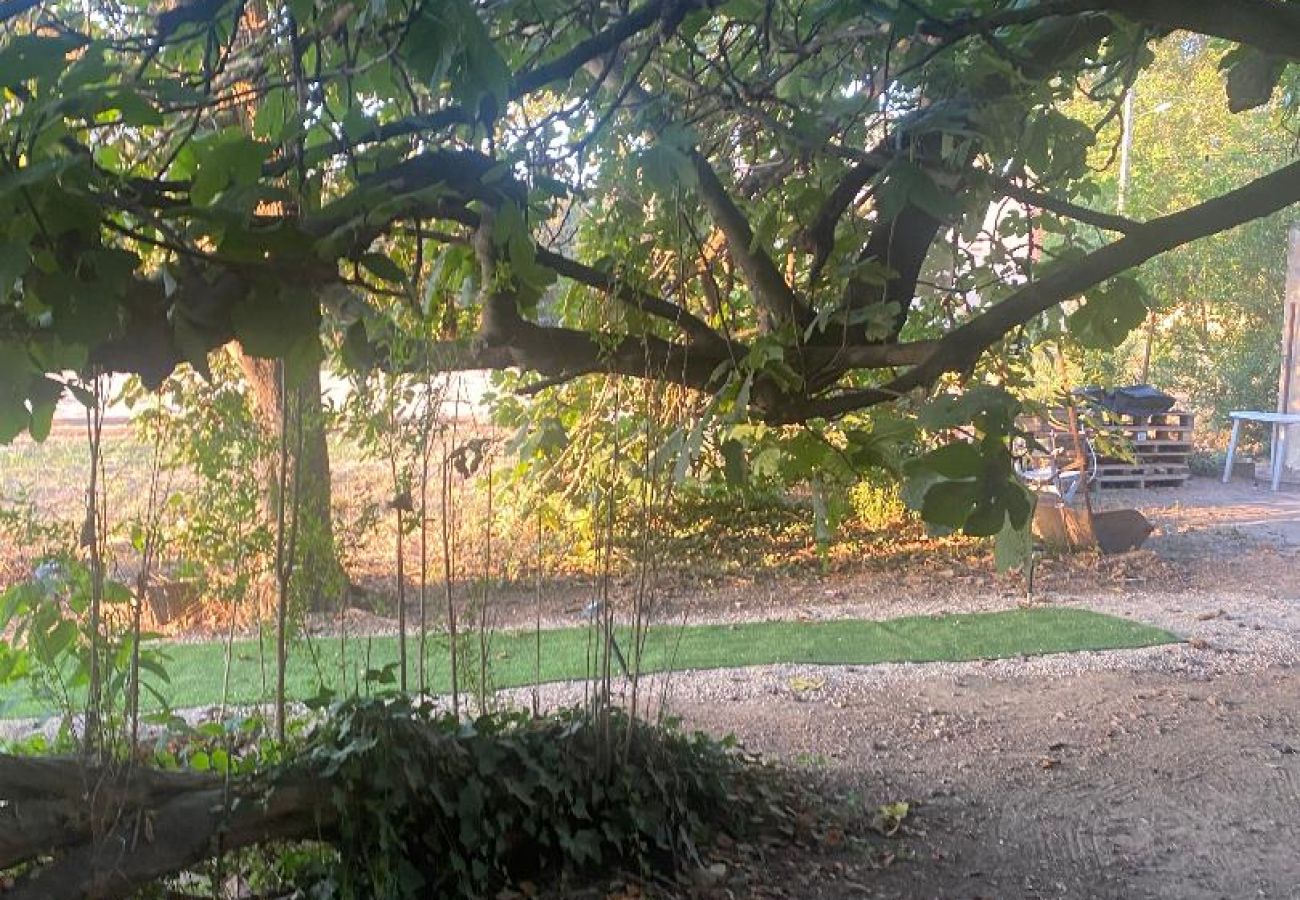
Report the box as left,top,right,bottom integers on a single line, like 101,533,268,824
849,477,912,532
300,698,787,898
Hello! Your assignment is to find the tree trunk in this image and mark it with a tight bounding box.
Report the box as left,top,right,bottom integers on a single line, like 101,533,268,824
236,349,345,610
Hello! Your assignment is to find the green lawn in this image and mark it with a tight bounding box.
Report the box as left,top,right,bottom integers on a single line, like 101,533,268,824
0,608,1176,719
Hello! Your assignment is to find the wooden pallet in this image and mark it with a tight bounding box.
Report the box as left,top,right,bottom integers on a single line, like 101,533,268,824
1093,462,1191,489
1019,407,1196,490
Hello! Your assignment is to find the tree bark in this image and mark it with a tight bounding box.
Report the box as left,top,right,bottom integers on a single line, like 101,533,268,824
0,754,337,900
236,349,345,610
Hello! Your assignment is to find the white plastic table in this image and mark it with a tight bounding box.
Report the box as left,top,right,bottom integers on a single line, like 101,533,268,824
1223,411,1300,492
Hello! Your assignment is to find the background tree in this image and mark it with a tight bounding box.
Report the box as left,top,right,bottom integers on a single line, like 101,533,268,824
1069,35,1296,428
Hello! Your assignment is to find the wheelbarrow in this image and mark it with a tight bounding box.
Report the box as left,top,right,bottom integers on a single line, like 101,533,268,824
1020,432,1154,555
1033,496,1154,554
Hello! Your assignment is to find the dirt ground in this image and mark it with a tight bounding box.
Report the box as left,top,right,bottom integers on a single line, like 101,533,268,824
653,479,1300,899
671,666,1300,900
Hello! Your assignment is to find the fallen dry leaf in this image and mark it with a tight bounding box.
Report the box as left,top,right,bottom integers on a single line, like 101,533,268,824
870,801,910,836
788,675,826,693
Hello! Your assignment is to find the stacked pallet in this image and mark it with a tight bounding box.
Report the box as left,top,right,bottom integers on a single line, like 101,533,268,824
1090,409,1194,488
1020,409,1195,490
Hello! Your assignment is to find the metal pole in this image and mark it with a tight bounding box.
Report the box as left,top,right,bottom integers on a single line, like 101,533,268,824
1117,88,1135,216
1119,87,1158,384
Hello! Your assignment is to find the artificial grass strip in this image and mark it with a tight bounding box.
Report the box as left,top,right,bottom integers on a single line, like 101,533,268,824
0,608,1176,719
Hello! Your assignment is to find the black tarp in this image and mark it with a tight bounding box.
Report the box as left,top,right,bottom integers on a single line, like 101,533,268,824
1075,384,1176,417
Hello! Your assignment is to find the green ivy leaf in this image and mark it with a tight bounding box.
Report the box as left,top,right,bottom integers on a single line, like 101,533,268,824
41,619,79,665
963,492,1006,537
875,160,964,222
0,399,28,443
0,341,32,443
232,283,320,359
402,0,510,116
28,268,121,345
253,88,290,141
107,90,162,127
0,240,29,291
26,377,64,443
638,144,697,195
283,331,325,387
919,386,1021,434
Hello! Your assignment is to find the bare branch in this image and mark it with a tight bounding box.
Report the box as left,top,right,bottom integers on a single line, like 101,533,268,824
995,178,1141,233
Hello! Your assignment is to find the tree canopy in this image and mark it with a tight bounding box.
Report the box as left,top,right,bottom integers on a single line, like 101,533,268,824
2,0,1299,542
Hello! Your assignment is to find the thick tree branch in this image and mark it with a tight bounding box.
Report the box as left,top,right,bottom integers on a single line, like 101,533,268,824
836,158,1300,422
461,202,735,398
310,160,727,348
777,158,1300,422
804,150,889,275
924,0,1300,61
805,339,941,372
926,159,1300,373
841,204,943,340
0,799,74,869
765,385,900,423
1098,0,1300,60
0,753,336,900
358,149,529,208
473,208,525,343
514,0,714,96
805,153,1139,264
689,151,812,328
403,324,936,387
918,1,1095,39
0,755,217,804
405,324,729,396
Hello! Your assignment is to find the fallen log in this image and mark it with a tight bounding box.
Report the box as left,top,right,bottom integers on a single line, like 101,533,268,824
0,754,336,900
